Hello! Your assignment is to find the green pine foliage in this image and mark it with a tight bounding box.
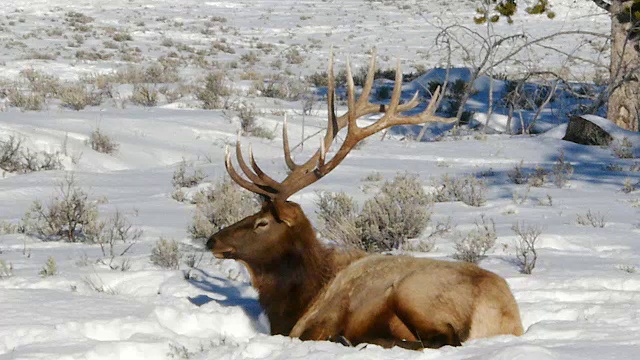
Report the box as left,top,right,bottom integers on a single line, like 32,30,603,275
619,0,640,39
475,0,557,24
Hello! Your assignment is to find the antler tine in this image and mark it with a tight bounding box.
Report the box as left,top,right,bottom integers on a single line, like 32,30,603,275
323,50,339,155
341,58,406,139
335,53,380,131
386,59,404,114
385,85,456,125
356,48,377,108
235,139,269,186
398,91,421,111
225,146,277,198
345,57,358,134
318,136,326,168
282,114,298,171
424,86,443,114
248,145,283,190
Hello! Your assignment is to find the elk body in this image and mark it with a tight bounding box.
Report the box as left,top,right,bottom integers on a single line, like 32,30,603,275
206,52,524,349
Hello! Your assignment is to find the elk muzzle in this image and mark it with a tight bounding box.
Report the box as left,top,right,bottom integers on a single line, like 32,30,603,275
206,234,236,259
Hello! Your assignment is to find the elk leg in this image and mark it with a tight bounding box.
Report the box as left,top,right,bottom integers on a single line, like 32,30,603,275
393,306,462,348
390,289,463,348
354,314,458,349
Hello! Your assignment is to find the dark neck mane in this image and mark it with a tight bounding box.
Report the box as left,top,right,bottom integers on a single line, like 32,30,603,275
245,219,335,336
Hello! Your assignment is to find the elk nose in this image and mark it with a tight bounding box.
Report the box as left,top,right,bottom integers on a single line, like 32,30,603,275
205,235,216,250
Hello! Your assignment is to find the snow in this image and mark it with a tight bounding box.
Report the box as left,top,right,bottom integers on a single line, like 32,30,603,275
1,0,639,359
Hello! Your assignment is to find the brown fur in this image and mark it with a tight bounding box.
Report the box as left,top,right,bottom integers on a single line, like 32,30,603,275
206,200,523,349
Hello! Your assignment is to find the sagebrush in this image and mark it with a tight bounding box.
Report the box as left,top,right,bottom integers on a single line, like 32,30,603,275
315,191,363,249
512,222,541,274
357,173,432,251
172,159,206,189
197,72,231,109
88,128,119,154
39,256,57,277
21,174,103,242
432,174,487,207
93,209,143,270
316,173,432,252
150,238,181,269
452,215,496,264
0,136,63,173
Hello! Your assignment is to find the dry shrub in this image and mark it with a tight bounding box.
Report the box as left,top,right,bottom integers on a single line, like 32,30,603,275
512,222,541,274
0,260,13,278
150,238,181,269
238,101,258,134
432,174,487,207
20,69,61,97
576,210,606,228
284,48,305,64
357,173,432,251
315,174,432,252
236,102,274,140
611,137,634,159
0,135,63,173
39,256,57,277
21,174,103,243
253,77,306,101
551,151,573,187
88,128,119,154
112,32,132,42
158,85,189,104
507,160,528,184
315,192,362,249
452,215,496,264
130,84,158,107
172,159,206,189
528,166,548,187
65,11,94,28
188,178,259,240
76,50,113,61
93,209,143,269
240,51,260,65
144,61,180,83
211,41,235,54
308,71,329,87
7,88,45,111
197,72,231,109
622,178,638,193
59,83,102,110
113,61,179,85
81,74,115,99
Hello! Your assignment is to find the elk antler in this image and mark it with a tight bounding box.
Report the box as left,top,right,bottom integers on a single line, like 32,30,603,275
225,50,456,201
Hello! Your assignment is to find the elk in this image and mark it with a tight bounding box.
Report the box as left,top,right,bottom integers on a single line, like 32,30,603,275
206,51,524,350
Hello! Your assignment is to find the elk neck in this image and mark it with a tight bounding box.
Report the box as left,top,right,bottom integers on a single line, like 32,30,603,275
244,214,336,336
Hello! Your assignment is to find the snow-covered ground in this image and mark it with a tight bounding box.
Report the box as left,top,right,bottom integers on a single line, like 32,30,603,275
1,1,639,359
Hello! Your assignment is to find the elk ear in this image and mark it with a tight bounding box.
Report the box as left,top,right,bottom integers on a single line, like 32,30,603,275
272,200,300,227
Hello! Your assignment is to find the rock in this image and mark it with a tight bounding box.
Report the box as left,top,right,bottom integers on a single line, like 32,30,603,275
562,115,614,146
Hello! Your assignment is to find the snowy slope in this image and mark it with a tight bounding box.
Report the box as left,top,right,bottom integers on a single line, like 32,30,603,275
1,1,639,360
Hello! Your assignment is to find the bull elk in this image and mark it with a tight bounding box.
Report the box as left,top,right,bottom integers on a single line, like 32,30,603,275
206,51,523,349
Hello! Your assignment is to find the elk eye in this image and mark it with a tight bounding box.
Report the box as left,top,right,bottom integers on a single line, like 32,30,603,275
255,219,269,229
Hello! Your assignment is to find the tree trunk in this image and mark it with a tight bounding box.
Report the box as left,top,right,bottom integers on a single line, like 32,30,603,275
608,0,640,132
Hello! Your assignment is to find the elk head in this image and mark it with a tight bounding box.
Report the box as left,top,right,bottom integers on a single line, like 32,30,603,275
206,200,311,266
